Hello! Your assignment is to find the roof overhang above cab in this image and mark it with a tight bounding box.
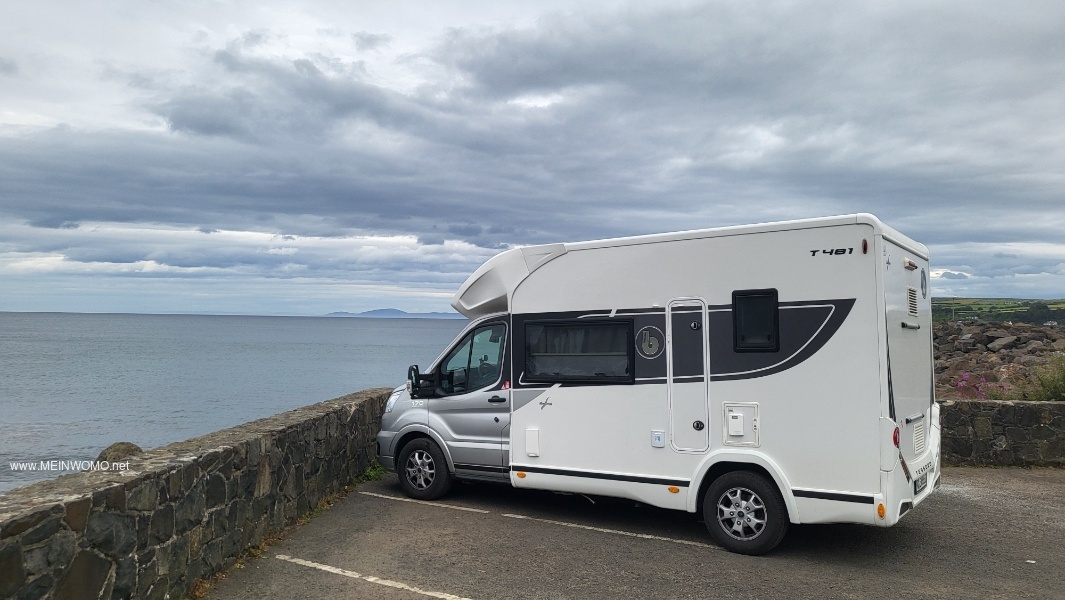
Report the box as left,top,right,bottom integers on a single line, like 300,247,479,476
450,244,567,319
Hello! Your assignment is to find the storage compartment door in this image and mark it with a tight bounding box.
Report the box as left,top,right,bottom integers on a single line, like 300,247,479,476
668,299,710,452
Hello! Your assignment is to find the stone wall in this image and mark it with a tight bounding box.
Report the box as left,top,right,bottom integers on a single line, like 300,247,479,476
0,388,391,600
939,399,1065,467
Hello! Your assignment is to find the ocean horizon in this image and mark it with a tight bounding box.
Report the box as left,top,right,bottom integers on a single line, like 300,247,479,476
0,312,467,494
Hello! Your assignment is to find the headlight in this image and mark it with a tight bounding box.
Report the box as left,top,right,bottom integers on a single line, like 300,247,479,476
385,387,402,413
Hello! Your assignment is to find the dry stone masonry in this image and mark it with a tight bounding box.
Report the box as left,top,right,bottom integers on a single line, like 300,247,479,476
0,388,390,600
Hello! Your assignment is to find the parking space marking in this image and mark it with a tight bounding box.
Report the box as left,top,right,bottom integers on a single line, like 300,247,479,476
358,491,491,513
501,513,719,549
358,490,716,550
275,554,475,600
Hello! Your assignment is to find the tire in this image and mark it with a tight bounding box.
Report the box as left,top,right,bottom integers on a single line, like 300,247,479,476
396,438,452,500
702,470,788,555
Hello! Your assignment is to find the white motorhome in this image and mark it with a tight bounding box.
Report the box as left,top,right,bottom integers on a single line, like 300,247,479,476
377,214,940,554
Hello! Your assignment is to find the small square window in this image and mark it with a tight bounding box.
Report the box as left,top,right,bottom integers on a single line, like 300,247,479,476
733,289,779,352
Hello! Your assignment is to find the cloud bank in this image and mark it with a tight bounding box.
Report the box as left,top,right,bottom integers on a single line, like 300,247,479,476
1,1,1062,314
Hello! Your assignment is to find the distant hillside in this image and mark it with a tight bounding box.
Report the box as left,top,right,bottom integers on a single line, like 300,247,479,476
932,298,1065,324
325,309,466,319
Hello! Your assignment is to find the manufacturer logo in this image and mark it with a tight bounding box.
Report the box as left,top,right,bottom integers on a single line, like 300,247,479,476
636,326,665,359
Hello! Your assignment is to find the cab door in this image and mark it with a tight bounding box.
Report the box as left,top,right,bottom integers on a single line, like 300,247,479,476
428,321,510,474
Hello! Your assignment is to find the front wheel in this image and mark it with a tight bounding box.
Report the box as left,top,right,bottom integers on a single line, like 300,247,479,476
397,438,452,500
703,471,788,555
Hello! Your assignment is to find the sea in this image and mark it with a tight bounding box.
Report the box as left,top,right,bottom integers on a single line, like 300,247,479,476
0,312,467,494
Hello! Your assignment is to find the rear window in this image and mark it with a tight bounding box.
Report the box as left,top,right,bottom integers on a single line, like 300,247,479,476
525,320,633,384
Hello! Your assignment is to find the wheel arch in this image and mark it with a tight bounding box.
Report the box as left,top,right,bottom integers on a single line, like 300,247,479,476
393,427,456,474
690,452,798,524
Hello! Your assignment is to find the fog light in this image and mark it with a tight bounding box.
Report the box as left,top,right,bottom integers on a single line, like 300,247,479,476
877,503,886,519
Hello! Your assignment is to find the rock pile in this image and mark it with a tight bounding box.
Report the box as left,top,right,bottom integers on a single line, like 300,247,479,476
935,321,1065,399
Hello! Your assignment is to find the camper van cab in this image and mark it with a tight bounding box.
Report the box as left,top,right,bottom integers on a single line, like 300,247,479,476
376,214,940,555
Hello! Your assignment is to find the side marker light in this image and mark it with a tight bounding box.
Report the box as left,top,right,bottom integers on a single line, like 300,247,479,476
516,472,526,478
668,486,679,494
878,503,886,519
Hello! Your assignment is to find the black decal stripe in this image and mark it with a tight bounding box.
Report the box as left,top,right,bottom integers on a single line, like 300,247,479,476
793,489,875,504
513,299,856,388
711,299,855,382
511,465,689,487
635,378,667,385
454,464,510,473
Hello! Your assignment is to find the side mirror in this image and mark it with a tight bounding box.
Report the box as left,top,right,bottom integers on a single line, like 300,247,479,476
407,365,421,398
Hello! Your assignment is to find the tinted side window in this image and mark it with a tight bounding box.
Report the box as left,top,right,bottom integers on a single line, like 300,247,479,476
734,289,779,352
525,320,633,384
441,323,506,395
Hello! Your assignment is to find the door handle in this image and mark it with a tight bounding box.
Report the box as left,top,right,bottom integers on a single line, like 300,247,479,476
901,322,921,330
488,396,507,403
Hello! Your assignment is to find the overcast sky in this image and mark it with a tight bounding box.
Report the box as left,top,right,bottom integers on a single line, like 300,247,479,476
1,1,1063,315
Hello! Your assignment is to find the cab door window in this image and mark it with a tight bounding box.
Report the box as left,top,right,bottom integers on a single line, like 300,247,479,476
440,323,506,395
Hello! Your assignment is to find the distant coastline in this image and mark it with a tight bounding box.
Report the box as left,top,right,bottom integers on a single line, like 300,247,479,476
325,309,466,319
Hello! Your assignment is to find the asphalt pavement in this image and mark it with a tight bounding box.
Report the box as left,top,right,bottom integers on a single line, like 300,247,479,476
207,467,1065,599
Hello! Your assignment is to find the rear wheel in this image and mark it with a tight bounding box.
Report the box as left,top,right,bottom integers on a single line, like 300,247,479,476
703,471,788,555
397,438,452,500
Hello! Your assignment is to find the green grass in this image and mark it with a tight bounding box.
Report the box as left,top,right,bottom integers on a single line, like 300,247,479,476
358,461,386,482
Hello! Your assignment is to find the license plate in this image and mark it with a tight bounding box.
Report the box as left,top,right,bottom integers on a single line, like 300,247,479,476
914,473,928,495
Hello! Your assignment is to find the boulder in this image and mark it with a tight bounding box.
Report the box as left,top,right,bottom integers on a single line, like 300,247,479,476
987,336,1018,352
96,442,143,462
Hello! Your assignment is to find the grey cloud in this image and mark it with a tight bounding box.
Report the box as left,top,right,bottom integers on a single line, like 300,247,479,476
0,57,17,75
938,272,969,280
354,32,392,52
161,90,260,140
2,2,1065,314
28,219,80,230
418,234,446,246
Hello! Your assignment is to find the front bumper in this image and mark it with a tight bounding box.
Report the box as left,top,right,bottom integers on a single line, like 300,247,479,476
376,430,398,472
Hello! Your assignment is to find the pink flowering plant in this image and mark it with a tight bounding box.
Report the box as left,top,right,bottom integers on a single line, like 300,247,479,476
954,372,1000,400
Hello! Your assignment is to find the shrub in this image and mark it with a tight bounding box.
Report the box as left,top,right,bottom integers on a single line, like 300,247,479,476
1008,355,1065,402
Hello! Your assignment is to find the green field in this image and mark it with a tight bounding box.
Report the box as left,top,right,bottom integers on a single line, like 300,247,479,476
932,298,1065,323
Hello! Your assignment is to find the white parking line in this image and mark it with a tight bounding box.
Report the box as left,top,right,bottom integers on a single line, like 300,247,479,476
356,490,716,550
501,513,719,549
275,554,475,600
358,491,491,513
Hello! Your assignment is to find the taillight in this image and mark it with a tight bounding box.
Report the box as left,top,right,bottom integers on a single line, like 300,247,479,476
893,427,900,448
